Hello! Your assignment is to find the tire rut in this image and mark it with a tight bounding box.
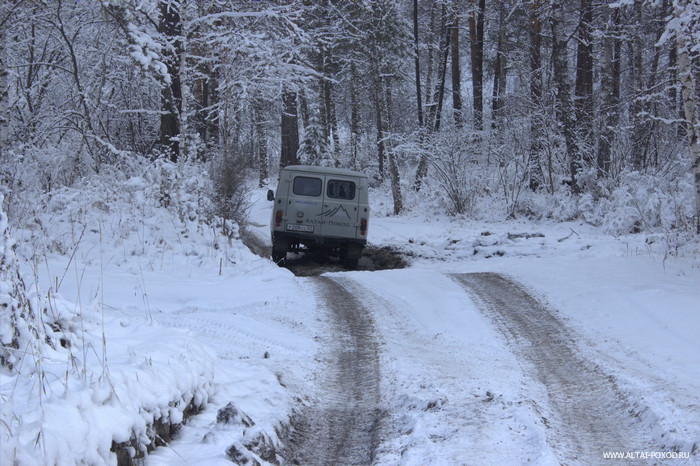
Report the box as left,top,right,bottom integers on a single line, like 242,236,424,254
281,276,383,465
453,272,654,464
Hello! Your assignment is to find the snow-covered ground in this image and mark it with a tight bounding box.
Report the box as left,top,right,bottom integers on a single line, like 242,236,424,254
2,168,699,465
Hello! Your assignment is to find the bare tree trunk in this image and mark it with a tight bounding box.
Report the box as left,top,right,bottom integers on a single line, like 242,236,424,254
491,1,507,131
325,77,340,163
374,81,385,180
551,1,580,192
642,0,671,169
424,1,437,115
254,98,268,187
298,89,309,133
281,89,299,168
675,1,700,233
349,61,360,169
415,7,451,191
612,7,621,115
414,0,424,128
369,2,402,214
597,7,618,176
433,22,451,132
426,5,451,132
159,0,182,162
0,4,8,158
528,0,543,191
318,45,339,161
669,40,680,136
630,0,646,170
318,56,329,146
190,2,219,161
451,17,462,127
383,76,403,215
574,0,594,166
468,0,485,131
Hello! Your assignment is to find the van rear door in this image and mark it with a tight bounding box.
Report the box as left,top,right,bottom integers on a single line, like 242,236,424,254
286,172,324,235
320,176,360,239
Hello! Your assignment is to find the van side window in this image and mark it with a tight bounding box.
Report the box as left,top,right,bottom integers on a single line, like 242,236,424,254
293,176,322,197
326,180,356,200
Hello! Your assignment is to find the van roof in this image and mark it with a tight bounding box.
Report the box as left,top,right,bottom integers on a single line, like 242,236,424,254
282,165,368,179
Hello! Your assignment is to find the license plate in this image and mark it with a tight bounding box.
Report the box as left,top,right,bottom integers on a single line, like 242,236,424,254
287,223,314,233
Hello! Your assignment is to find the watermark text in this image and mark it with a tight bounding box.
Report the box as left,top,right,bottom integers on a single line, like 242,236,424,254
603,451,690,460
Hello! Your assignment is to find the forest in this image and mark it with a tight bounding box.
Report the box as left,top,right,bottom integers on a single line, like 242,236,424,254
1,0,699,238
2,2,700,463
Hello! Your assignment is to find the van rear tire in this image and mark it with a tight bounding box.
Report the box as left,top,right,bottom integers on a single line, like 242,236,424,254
343,244,363,270
272,238,289,265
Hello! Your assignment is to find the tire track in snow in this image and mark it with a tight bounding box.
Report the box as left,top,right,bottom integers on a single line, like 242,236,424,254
453,272,654,464
281,276,383,465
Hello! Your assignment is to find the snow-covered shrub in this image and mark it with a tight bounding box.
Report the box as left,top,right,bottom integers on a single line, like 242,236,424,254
578,169,696,235
426,132,485,216
516,189,579,222
210,153,250,235
0,194,36,370
0,147,74,226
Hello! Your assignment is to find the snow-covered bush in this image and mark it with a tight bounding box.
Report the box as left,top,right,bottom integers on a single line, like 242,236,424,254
210,153,250,236
0,194,36,371
577,169,696,235
427,133,485,216
515,189,580,222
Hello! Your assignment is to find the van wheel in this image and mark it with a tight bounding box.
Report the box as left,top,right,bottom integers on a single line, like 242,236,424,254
343,244,363,270
344,257,359,270
271,238,289,265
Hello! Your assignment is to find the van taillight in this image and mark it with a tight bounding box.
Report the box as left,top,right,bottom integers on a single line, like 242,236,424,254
275,210,283,227
360,218,367,236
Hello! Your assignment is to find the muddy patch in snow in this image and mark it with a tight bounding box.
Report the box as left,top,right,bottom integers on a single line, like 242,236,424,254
241,226,409,276
283,245,409,277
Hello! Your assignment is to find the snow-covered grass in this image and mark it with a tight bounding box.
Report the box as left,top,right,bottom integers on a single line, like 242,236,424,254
2,160,699,464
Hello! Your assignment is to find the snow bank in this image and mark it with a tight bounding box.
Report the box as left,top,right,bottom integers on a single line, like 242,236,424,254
1,161,225,464
1,294,214,464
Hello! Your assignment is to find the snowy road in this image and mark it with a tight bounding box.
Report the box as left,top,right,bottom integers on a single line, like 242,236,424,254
454,273,654,463
282,276,383,464
132,242,698,465
269,268,665,464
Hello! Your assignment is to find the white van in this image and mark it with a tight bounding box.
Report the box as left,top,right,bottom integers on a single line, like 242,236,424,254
267,165,369,268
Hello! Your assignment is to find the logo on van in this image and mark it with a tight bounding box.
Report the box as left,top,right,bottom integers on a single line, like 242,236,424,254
319,205,351,220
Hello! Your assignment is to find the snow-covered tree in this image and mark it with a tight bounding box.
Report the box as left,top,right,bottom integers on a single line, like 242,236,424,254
298,113,330,166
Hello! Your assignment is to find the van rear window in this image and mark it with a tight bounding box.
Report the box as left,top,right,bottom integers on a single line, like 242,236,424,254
293,176,322,197
326,180,356,200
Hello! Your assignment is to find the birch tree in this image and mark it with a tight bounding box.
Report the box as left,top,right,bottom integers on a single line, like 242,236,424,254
667,0,700,233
